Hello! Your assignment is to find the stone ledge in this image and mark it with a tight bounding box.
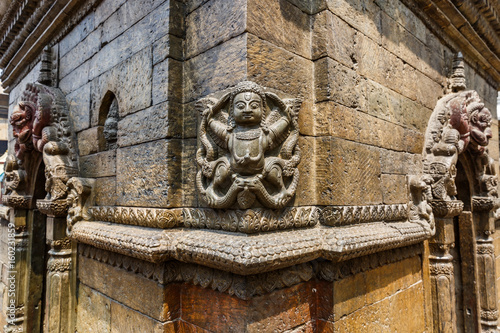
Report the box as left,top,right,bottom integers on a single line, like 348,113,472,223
71,219,432,275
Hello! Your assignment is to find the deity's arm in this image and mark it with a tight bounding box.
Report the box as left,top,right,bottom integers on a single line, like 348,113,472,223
267,117,290,149
208,118,230,147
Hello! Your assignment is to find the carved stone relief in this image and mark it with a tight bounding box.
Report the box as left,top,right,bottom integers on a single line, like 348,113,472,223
4,82,77,214
196,81,301,209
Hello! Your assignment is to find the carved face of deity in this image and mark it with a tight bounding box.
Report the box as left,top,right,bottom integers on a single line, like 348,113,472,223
233,92,263,126
470,107,492,147
10,103,33,144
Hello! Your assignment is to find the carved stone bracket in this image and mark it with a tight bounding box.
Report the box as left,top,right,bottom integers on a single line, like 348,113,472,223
36,199,68,217
472,196,495,212
1,195,32,210
429,200,464,218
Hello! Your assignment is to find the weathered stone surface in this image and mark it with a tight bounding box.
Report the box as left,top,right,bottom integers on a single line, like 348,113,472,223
66,82,91,133
312,10,356,66
185,0,246,59
94,0,127,27
184,33,247,103
90,47,152,124
326,0,382,43
116,139,196,207
381,174,408,204
79,255,180,322
118,101,183,147
314,57,360,107
89,1,172,80
286,0,326,14
80,150,116,178
301,136,382,206
60,28,101,80
78,126,106,156
152,58,183,105
101,0,166,45
75,284,111,333
248,0,311,59
59,60,90,95
247,33,313,99
153,34,183,64
94,177,117,206
59,12,96,58
110,301,163,333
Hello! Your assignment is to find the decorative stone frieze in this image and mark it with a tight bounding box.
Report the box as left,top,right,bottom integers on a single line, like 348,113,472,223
71,219,433,275
196,81,301,209
321,204,408,226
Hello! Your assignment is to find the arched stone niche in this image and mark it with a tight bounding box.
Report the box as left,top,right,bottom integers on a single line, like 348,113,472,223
98,90,119,151
417,55,499,332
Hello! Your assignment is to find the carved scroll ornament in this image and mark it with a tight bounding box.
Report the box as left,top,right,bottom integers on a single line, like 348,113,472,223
195,81,301,209
6,83,77,212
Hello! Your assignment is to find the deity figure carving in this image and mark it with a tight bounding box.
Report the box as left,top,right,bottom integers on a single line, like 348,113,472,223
2,155,26,197
66,177,94,233
9,83,77,202
103,97,118,150
196,81,301,209
423,90,494,201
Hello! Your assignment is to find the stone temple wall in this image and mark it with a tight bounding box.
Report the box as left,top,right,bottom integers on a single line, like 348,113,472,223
0,0,498,331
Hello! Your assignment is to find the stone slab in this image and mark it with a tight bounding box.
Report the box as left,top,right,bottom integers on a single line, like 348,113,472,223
77,126,106,156
78,255,180,322
312,10,356,66
248,0,311,59
185,0,246,59
66,82,91,133
116,139,196,207
94,177,117,206
90,46,152,124
75,284,111,333
153,34,183,64
80,150,116,178
314,57,360,107
381,174,408,204
184,33,247,103
118,101,183,148
59,12,96,58
60,27,101,80
152,58,183,105
59,60,89,95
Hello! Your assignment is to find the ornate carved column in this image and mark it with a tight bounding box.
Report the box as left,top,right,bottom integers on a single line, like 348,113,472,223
428,200,463,333
472,197,499,331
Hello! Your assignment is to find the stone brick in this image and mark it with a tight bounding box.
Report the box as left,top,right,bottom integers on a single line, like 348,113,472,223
247,282,316,332
312,102,359,139
94,177,117,206
110,301,164,333
404,128,424,154
389,282,426,332
247,33,314,119
152,58,183,105
116,139,196,207
286,0,326,14
314,57,360,108
182,101,200,139
80,150,116,178
305,136,382,206
75,284,111,333
357,112,406,151
153,34,183,64
326,0,382,43
89,1,172,79
78,255,180,322
77,126,106,156
101,0,166,45
90,47,152,124
59,60,89,95
118,101,183,147
94,0,127,27
59,12,95,58
333,296,391,332
184,33,247,103
333,271,367,320
60,28,101,80
248,0,311,59
381,174,408,204
185,0,246,59
66,82,91,133
312,10,356,66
